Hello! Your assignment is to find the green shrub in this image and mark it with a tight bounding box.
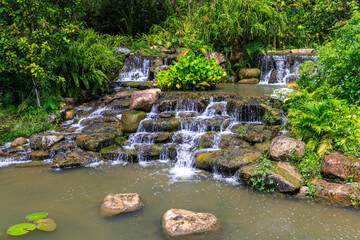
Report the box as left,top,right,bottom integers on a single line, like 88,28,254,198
154,51,226,91
0,109,58,145
285,89,360,156
298,12,360,105
52,29,124,99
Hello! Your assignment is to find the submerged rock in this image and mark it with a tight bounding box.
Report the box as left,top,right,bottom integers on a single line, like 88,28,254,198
313,178,360,207
101,193,144,216
195,148,261,174
121,110,147,133
30,133,64,150
162,209,221,238
76,133,117,152
270,136,305,161
51,149,97,168
11,137,28,147
238,161,302,193
130,88,161,112
322,151,360,182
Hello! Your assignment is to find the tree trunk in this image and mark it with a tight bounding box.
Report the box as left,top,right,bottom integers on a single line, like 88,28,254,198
188,0,192,16
31,74,41,108
169,0,185,20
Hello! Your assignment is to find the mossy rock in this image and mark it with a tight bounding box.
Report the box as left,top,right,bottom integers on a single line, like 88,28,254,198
141,118,180,132
199,132,216,148
30,150,50,161
51,149,98,168
195,148,262,175
154,132,171,143
121,110,147,133
76,133,118,152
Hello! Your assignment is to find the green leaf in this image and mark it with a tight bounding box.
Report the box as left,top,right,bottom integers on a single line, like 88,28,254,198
37,221,56,232
26,212,48,221
7,223,36,236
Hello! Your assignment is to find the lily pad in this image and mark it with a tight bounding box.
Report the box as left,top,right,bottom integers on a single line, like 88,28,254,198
37,221,56,232
7,223,36,236
33,218,55,225
26,212,48,221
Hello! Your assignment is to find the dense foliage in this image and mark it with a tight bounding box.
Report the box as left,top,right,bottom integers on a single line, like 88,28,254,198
155,51,226,91
298,13,360,104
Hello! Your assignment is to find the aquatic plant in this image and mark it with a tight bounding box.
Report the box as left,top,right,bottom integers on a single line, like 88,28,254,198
7,212,56,237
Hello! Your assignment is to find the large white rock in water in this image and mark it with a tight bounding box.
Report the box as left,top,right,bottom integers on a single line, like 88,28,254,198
270,136,305,161
101,193,144,216
130,88,161,112
162,209,221,238
30,133,64,150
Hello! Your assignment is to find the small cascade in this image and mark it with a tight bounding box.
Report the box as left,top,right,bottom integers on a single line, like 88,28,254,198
118,56,153,82
260,54,318,85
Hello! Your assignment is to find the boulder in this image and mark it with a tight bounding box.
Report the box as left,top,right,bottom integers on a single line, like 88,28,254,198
244,133,265,143
270,136,305,161
238,161,302,193
238,78,259,84
49,141,76,154
130,88,161,112
290,49,316,54
51,149,97,168
65,110,74,120
141,118,180,132
114,90,133,99
30,150,50,161
159,112,175,118
195,148,261,174
121,110,147,133
239,68,261,79
101,193,144,216
231,124,280,141
313,178,360,207
100,146,138,163
122,81,152,90
8,146,26,154
219,135,250,149
154,132,171,143
30,133,64,150
322,151,360,182
76,133,117,152
205,52,226,65
254,141,271,152
10,137,27,147
162,209,221,238
199,132,216,148
60,97,74,110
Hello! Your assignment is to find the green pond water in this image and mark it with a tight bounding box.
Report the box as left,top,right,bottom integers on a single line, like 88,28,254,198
1,163,360,240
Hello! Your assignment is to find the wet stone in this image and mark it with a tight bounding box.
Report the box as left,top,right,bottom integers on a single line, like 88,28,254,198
159,112,175,118
11,137,27,147
51,149,98,168
30,150,50,161
101,193,144,216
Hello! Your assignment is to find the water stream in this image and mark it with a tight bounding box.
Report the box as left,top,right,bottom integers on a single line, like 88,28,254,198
1,54,359,240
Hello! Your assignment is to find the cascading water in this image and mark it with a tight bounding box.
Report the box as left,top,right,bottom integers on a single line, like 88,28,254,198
117,56,153,82
260,54,318,85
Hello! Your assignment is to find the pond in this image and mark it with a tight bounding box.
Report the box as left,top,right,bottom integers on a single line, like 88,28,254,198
1,163,359,240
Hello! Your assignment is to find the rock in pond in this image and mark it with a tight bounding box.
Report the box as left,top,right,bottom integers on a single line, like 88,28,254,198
322,151,360,182
101,193,144,216
238,161,302,193
51,149,97,168
10,137,28,147
130,88,161,112
30,133,64,150
195,148,261,174
270,136,305,161
313,178,360,207
76,133,117,152
162,209,221,239
121,110,147,134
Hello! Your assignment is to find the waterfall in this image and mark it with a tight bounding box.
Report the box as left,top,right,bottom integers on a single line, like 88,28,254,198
117,56,153,82
260,54,318,85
